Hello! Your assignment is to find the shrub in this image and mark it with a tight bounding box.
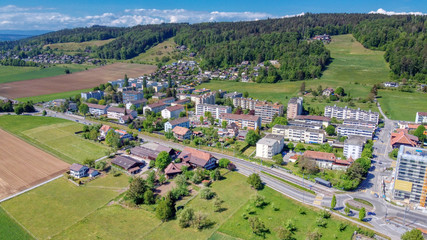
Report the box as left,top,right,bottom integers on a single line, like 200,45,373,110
319,209,331,219
252,194,267,208
200,188,216,200
276,226,292,240
285,219,297,232
247,173,263,190
316,217,327,228
298,207,306,215
248,217,269,236
193,211,211,230
218,158,230,168
178,208,194,228
339,223,347,232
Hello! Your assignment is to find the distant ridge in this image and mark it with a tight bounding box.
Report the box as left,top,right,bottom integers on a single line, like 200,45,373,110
0,30,52,41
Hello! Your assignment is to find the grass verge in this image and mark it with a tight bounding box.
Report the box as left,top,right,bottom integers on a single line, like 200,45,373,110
261,171,315,195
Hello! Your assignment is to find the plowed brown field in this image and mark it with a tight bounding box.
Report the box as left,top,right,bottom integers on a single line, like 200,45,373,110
0,63,156,99
0,129,69,200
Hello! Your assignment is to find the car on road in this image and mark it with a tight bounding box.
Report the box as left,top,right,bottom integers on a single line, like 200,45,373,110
367,212,376,216
374,193,379,198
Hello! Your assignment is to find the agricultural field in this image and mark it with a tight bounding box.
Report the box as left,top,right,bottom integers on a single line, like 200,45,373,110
0,175,129,239
0,128,69,200
377,90,427,121
0,62,156,99
0,64,94,84
198,34,388,115
130,37,178,64
0,115,109,164
16,88,93,103
0,207,34,240
44,39,115,52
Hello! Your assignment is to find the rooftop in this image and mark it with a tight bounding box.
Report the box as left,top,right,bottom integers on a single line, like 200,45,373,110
147,102,166,108
295,115,331,122
165,105,184,112
344,136,367,146
168,117,189,126
257,134,283,146
220,113,260,122
86,103,108,110
303,150,336,162
172,126,190,135
108,107,126,113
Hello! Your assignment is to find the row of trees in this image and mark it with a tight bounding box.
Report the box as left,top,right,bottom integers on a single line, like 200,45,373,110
0,101,35,115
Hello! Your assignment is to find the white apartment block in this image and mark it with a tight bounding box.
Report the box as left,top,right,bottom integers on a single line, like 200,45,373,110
255,101,284,123
161,105,185,119
256,134,284,159
343,119,377,129
336,125,374,138
191,92,216,105
324,105,379,124
343,136,366,160
272,124,325,144
415,112,427,124
196,104,232,119
233,98,259,110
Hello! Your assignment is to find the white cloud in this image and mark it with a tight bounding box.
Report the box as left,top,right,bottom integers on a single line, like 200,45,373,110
0,5,282,30
369,8,426,16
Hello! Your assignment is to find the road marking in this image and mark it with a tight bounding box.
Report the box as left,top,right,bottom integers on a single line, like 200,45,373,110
313,200,322,205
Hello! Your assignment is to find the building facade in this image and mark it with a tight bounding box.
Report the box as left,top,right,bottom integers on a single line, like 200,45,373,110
123,91,144,103
164,117,190,132
336,125,374,139
272,125,326,144
324,105,379,124
86,103,109,116
287,97,303,119
196,104,232,119
393,146,427,207
343,119,377,129
81,90,104,100
219,113,261,130
161,105,185,119
256,134,284,159
143,102,167,115
233,97,259,110
343,136,366,160
294,115,330,128
255,101,284,123
415,112,427,124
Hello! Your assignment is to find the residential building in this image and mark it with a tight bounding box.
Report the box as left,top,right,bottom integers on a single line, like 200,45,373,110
171,99,190,106
81,90,104,100
294,115,331,128
324,105,379,124
164,117,190,132
176,87,195,94
233,97,259,110
219,113,261,130
255,101,284,123
224,91,242,99
393,146,427,207
343,136,366,160
161,97,176,106
114,129,133,140
143,102,167,115
288,120,322,130
161,105,185,119
322,88,334,96
336,125,374,139
303,151,353,170
391,129,419,149
69,163,89,178
99,125,112,138
164,162,191,179
172,126,192,140
272,125,326,144
415,112,427,124
226,122,239,137
122,91,144,103
119,115,134,124
152,92,166,99
125,99,147,110
191,92,215,105
256,134,284,159
287,97,303,119
384,82,399,88
107,107,126,120
196,104,232,119
111,156,141,174
86,103,109,116
343,119,377,129
177,147,217,169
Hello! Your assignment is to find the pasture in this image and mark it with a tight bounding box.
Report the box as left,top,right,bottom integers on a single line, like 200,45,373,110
0,63,156,99
0,115,109,164
0,64,93,84
377,90,427,121
131,37,178,64
0,207,33,240
16,88,93,103
0,128,69,200
0,175,129,239
44,39,115,52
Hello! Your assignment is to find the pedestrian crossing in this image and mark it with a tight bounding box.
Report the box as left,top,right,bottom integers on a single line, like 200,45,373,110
313,194,324,205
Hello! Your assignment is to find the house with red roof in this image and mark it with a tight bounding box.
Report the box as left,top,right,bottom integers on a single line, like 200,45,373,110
303,150,353,170
390,130,418,149
172,126,192,140
177,147,217,169
164,162,191,179
99,125,112,138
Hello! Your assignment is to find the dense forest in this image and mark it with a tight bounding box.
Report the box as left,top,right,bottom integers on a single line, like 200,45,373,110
0,13,425,82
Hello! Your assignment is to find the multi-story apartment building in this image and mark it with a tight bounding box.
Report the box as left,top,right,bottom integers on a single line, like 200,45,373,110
86,103,109,116
122,91,144,103
196,104,232,119
343,136,366,160
294,115,331,128
288,120,322,130
272,124,325,144
336,125,374,138
191,92,216,105
161,105,185,119
287,97,303,119
324,105,379,124
81,90,104,100
224,91,243,99
415,112,427,124
255,101,284,123
164,117,190,132
219,113,261,130
343,119,377,129
143,102,167,115
256,134,284,159
233,98,259,110
393,146,427,207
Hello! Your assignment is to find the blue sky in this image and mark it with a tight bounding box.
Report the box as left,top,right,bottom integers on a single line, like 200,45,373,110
0,0,425,30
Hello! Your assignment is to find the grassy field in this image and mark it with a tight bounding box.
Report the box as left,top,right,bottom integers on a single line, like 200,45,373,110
198,34,388,114
0,115,109,164
0,64,94,84
0,207,34,240
44,39,115,52
130,37,177,64
16,88,93,103
0,175,129,239
377,90,427,121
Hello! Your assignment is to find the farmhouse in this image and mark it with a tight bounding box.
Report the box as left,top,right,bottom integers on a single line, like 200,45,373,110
87,103,109,116
172,126,192,140
112,155,141,173
164,162,191,179
177,147,217,169
303,151,353,170
390,130,419,149
99,125,112,138
69,164,99,178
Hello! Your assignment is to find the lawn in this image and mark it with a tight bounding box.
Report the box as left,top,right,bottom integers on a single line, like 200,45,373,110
0,207,34,240
198,34,388,113
44,39,115,52
0,174,129,240
16,88,93,103
0,115,109,164
0,64,94,84
377,90,427,121
130,37,178,64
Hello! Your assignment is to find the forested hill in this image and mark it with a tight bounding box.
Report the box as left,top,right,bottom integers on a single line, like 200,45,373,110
1,13,426,82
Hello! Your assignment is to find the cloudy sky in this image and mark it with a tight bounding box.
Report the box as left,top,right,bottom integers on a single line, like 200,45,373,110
0,0,425,30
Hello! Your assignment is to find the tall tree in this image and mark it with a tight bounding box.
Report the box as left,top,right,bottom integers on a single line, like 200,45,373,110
155,151,172,170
